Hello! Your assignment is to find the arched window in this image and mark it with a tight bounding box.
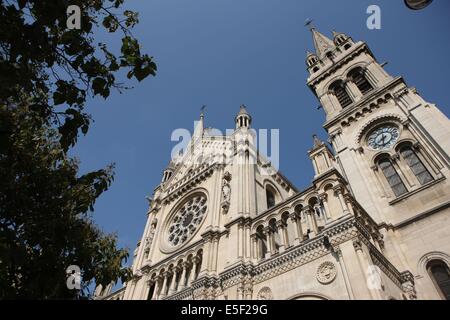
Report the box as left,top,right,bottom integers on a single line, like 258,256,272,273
266,187,276,209
399,146,433,185
330,80,352,108
427,260,450,300
348,67,373,95
378,158,408,197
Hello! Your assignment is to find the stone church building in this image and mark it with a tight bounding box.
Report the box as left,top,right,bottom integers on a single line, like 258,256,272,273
99,28,450,300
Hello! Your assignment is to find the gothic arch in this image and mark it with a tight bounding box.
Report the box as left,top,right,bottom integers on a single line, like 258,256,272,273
343,62,370,79
394,139,416,153
417,251,450,276
288,292,333,300
304,193,320,205
277,206,291,217
290,200,304,212
317,179,338,193
263,180,283,208
264,213,278,224
371,151,395,167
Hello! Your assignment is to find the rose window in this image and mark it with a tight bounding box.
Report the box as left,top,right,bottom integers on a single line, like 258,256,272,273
167,195,207,246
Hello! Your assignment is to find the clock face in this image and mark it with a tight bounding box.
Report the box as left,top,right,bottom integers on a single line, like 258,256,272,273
367,126,399,150
167,195,207,247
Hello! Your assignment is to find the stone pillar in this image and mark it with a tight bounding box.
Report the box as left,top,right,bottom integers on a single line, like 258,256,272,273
276,220,288,252
179,261,189,290
345,80,362,101
251,234,258,260
237,223,244,259
152,276,161,300
212,237,219,272
319,193,332,221
245,224,252,261
188,256,200,286
264,227,273,258
199,236,212,276
333,247,355,300
159,272,169,299
141,278,151,300
290,213,303,245
304,208,317,238
335,186,350,214
169,267,180,294
353,239,382,300
314,204,326,226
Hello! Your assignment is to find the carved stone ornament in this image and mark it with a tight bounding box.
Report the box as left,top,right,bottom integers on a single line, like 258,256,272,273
257,287,273,300
316,261,337,284
221,172,232,213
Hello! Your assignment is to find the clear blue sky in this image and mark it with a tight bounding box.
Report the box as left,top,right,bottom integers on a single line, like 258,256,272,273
72,0,450,264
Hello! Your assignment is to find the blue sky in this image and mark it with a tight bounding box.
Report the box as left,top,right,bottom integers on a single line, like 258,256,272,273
72,0,450,264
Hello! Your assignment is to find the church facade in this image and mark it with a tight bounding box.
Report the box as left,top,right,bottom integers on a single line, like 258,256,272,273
100,29,450,300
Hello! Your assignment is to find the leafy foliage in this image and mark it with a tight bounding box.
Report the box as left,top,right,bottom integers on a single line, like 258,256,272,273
0,0,156,299
0,104,131,299
0,0,157,150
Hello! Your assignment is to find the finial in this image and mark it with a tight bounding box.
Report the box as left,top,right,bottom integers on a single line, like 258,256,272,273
200,105,206,117
304,18,315,30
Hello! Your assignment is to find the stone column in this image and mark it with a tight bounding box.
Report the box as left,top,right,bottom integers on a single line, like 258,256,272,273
319,193,332,221
169,267,180,294
333,247,355,300
345,80,362,101
188,257,200,286
276,220,288,252
158,272,169,299
179,261,189,290
251,234,258,260
245,224,252,261
152,276,161,300
334,186,350,214
264,227,273,258
290,213,303,245
314,204,326,226
237,223,244,259
212,237,219,272
304,207,318,238
353,239,382,300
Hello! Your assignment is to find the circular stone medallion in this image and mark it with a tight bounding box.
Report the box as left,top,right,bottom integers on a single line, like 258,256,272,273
316,261,337,284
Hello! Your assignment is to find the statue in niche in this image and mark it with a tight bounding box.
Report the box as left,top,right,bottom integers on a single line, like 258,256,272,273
221,172,232,213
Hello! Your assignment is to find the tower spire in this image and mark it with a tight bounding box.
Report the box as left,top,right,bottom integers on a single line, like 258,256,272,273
235,104,252,129
310,28,335,58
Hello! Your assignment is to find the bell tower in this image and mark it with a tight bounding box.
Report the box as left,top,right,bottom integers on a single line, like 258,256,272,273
306,27,450,225
306,28,450,299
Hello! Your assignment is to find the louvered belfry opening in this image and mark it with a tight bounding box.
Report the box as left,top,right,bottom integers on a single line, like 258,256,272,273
330,80,352,108
349,67,373,95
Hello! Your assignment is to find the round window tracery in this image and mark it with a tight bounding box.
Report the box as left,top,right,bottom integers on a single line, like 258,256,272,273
167,195,207,246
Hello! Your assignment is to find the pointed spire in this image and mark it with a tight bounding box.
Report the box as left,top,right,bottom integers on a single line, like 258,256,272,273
310,28,335,58
238,104,249,116
235,104,252,129
193,106,205,140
